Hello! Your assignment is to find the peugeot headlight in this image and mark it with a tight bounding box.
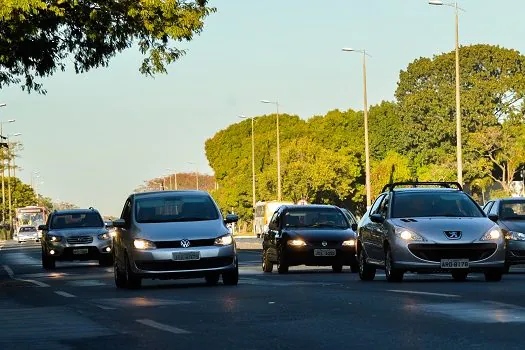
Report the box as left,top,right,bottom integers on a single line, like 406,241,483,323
288,239,307,247
98,233,111,240
215,234,233,246
47,234,63,242
133,239,156,250
342,239,356,246
394,227,425,241
505,231,525,241
480,226,501,241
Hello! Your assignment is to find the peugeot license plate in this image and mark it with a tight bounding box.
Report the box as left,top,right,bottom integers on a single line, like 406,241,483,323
314,249,336,257
73,248,89,255
440,259,469,269
172,251,200,261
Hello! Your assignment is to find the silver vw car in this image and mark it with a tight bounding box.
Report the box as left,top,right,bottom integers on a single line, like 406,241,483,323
357,182,505,282
112,190,239,289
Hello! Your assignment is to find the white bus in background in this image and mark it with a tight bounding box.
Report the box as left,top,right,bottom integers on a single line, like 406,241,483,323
254,200,294,238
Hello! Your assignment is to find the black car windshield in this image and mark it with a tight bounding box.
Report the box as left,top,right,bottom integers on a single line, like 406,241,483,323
391,191,484,218
135,195,219,223
51,212,104,229
19,226,36,232
499,200,525,220
283,207,349,229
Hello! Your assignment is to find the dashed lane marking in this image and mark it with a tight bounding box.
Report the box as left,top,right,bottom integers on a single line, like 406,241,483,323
2,265,50,287
136,319,190,334
388,289,460,298
54,291,76,298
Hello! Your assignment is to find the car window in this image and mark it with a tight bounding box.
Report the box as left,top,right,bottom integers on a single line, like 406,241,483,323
268,212,278,230
499,200,525,220
378,196,390,218
51,212,104,229
283,208,348,229
369,194,386,216
121,199,132,222
489,201,499,216
19,227,36,232
391,191,485,218
483,201,494,214
135,194,219,223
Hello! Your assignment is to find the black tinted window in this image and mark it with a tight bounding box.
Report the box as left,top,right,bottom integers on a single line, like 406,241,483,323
392,192,484,218
51,212,104,229
135,195,219,223
283,207,348,229
500,200,525,220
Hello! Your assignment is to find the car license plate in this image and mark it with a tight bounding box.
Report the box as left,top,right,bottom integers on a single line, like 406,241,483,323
73,248,89,255
314,249,336,257
172,251,200,261
440,259,469,269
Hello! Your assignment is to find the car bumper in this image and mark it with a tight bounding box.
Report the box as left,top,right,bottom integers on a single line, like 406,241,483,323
44,240,113,261
282,246,357,266
130,244,237,278
391,238,505,272
18,235,38,242
506,240,525,264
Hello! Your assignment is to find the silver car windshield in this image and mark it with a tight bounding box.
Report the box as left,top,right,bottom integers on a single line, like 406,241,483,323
500,200,525,220
391,192,484,218
135,195,219,223
283,208,349,229
51,213,104,229
19,227,37,232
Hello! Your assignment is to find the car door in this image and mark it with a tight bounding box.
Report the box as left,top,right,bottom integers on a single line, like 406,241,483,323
114,198,132,265
368,195,390,261
263,211,280,263
359,194,386,261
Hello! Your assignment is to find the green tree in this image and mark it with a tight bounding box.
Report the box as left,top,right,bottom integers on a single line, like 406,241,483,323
0,0,215,93
370,151,412,197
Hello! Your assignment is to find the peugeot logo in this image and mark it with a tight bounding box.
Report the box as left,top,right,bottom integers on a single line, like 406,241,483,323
180,239,191,248
444,231,462,240
322,241,328,247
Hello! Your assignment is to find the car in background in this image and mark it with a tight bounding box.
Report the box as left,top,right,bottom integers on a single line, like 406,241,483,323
340,207,359,227
262,204,358,273
112,190,239,289
17,225,39,243
483,197,525,272
39,208,113,269
357,182,505,282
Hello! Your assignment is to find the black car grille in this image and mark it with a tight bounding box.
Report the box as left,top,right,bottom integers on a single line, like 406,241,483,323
135,257,234,271
309,240,341,248
408,243,497,262
67,236,94,245
154,239,216,249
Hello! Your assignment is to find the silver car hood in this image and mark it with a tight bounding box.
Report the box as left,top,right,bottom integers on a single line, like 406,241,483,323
390,217,496,243
50,227,107,236
134,220,229,241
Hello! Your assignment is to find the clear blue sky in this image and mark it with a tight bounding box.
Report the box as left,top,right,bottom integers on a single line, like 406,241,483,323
1,0,524,216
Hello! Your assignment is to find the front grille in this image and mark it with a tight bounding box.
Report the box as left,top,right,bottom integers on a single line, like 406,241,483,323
309,241,341,248
154,239,215,249
135,257,234,271
67,236,94,245
408,243,497,262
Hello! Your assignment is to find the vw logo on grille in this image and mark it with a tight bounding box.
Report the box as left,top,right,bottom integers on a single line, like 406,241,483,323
444,231,462,240
322,241,328,247
180,239,191,248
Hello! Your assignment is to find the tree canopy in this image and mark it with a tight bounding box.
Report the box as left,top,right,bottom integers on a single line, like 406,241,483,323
0,0,215,93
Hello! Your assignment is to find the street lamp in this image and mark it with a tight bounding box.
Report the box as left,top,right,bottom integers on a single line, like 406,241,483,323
260,100,282,201
166,168,177,190
342,48,372,208
0,118,15,224
429,0,465,185
6,132,21,234
187,162,199,190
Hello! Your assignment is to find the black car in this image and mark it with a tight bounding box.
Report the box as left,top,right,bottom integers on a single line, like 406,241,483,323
483,197,525,272
261,204,358,273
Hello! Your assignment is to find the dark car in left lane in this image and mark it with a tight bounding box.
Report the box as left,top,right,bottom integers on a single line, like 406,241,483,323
262,205,358,274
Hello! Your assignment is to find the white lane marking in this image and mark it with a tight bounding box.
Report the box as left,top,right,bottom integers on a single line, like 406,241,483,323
388,289,460,298
96,304,117,310
484,300,525,311
55,291,76,298
2,264,50,287
136,319,190,334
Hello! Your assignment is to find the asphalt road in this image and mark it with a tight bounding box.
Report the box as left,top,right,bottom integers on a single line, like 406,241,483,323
1,240,525,349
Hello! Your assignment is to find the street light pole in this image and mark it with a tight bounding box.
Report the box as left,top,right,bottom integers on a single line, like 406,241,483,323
342,48,372,208
429,0,464,185
6,133,21,236
0,117,15,223
261,100,281,201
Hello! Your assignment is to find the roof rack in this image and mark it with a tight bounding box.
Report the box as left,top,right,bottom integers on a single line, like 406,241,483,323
381,181,463,193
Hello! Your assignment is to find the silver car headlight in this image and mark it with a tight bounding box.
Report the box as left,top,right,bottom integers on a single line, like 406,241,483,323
394,227,426,241
98,233,111,240
480,226,502,241
47,234,63,242
133,239,156,250
505,231,525,241
215,234,233,246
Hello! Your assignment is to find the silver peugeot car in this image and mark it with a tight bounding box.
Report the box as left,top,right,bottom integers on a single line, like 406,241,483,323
357,182,505,282
112,190,239,289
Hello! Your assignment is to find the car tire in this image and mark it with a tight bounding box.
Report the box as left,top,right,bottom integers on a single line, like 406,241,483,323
41,249,56,270
504,262,511,274
451,270,468,282
358,248,376,281
350,262,359,273
332,264,343,273
385,247,404,282
223,264,239,286
114,257,127,289
262,250,274,273
125,255,142,289
484,270,503,282
277,259,289,274
205,274,220,286
99,254,113,267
